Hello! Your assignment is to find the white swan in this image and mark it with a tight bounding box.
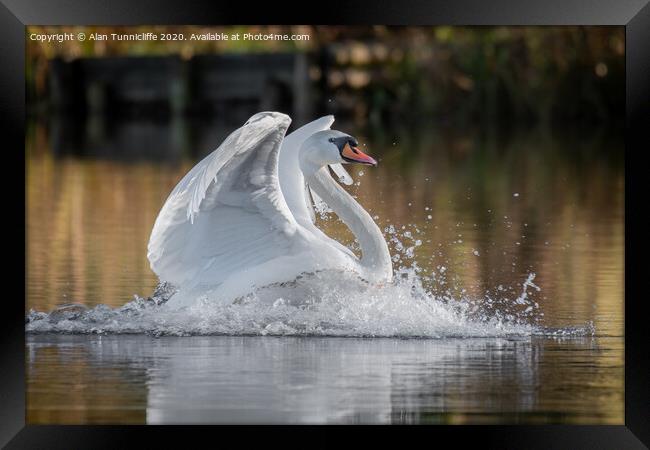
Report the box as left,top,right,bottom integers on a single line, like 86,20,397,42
147,112,392,308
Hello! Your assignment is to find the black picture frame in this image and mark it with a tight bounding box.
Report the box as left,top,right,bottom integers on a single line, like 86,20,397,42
3,0,648,447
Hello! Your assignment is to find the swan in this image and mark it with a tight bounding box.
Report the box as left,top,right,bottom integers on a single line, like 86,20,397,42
147,111,392,308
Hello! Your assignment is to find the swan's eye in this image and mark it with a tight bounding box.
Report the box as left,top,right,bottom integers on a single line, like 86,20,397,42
328,138,335,143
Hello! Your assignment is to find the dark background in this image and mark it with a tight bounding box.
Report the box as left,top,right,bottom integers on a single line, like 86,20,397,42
27,26,624,159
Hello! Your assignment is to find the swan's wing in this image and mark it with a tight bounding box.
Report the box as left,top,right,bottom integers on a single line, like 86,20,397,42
147,111,300,286
278,115,353,225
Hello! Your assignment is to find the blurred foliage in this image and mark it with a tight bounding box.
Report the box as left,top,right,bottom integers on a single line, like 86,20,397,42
312,26,624,128
27,25,624,128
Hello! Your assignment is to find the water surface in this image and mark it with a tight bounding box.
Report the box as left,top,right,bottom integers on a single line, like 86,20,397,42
27,335,622,424
26,119,624,423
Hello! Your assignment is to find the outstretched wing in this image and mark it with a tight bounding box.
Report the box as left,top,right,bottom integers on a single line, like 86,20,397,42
147,112,299,286
278,115,353,226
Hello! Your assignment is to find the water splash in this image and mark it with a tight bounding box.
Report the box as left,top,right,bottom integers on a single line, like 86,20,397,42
25,178,594,339
25,264,594,338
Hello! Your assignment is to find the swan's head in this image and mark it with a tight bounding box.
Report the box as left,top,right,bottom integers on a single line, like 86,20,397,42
301,130,377,168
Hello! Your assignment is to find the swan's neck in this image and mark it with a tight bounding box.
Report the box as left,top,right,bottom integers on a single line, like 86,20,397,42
305,167,392,282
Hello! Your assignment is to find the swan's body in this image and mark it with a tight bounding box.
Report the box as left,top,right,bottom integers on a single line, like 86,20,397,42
147,112,392,308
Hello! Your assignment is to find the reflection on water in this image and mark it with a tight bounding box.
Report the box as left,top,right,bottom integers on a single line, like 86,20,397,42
26,118,623,423
27,335,623,424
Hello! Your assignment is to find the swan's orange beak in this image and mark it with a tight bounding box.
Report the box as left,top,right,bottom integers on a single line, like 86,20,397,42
341,143,377,166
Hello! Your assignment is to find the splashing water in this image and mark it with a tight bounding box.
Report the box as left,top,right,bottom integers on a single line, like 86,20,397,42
26,179,594,338
27,271,537,337
25,248,594,338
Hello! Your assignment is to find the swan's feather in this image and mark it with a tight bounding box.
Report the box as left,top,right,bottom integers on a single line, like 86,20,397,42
147,112,301,286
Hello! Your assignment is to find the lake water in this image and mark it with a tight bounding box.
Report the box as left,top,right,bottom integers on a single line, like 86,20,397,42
26,118,624,424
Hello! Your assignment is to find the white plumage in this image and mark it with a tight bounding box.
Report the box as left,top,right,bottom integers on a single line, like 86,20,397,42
147,112,392,308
